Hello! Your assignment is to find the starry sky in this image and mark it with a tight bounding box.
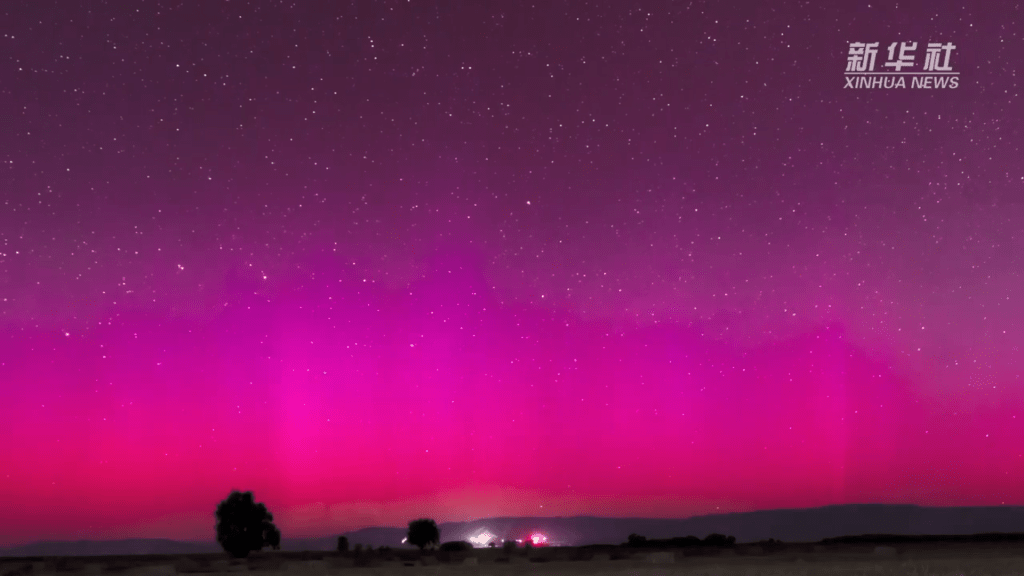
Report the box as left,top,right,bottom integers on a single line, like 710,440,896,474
2,0,1023,548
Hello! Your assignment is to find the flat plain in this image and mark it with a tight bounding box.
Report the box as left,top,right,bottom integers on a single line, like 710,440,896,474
4,543,1024,576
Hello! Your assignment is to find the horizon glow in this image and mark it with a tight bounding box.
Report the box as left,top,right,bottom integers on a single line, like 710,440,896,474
1,1,1023,549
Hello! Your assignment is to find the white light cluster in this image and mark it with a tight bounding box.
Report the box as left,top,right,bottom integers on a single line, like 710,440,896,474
468,531,495,547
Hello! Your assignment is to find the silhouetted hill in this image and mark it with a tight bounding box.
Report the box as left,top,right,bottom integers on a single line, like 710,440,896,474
3,504,1023,557
340,504,1024,549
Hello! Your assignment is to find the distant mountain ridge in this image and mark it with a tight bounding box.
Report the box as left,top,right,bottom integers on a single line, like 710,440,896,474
3,504,1024,557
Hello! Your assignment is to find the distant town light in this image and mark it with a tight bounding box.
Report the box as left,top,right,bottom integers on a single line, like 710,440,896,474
469,531,497,547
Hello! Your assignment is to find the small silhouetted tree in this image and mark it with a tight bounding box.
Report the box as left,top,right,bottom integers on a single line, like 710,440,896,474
354,543,363,554
627,533,647,547
488,541,497,548
703,533,736,547
337,536,349,553
503,540,516,555
407,518,440,551
215,490,281,558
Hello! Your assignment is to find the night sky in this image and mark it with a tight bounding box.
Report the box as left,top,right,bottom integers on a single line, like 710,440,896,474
2,1,1023,548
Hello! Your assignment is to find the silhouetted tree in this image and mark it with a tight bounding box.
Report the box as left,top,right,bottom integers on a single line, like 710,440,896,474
627,533,647,547
503,540,516,555
488,541,497,548
215,490,281,558
703,533,736,547
407,518,440,551
267,525,281,550
337,536,349,553
353,543,363,554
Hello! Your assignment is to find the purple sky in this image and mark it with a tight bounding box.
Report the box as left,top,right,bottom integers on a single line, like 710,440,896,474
1,1,1022,548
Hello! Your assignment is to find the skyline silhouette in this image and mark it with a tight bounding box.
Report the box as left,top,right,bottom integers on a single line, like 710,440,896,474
4,504,1024,557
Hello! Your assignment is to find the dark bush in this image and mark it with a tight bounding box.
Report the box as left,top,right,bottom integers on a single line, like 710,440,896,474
703,533,736,547
337,536,349,553
439,541,473,552
627,533,647,547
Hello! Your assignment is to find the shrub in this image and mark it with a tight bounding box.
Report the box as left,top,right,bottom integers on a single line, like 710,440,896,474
703,533,736,547
439,541,473,552
627,533,647,547
337,536,349,553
